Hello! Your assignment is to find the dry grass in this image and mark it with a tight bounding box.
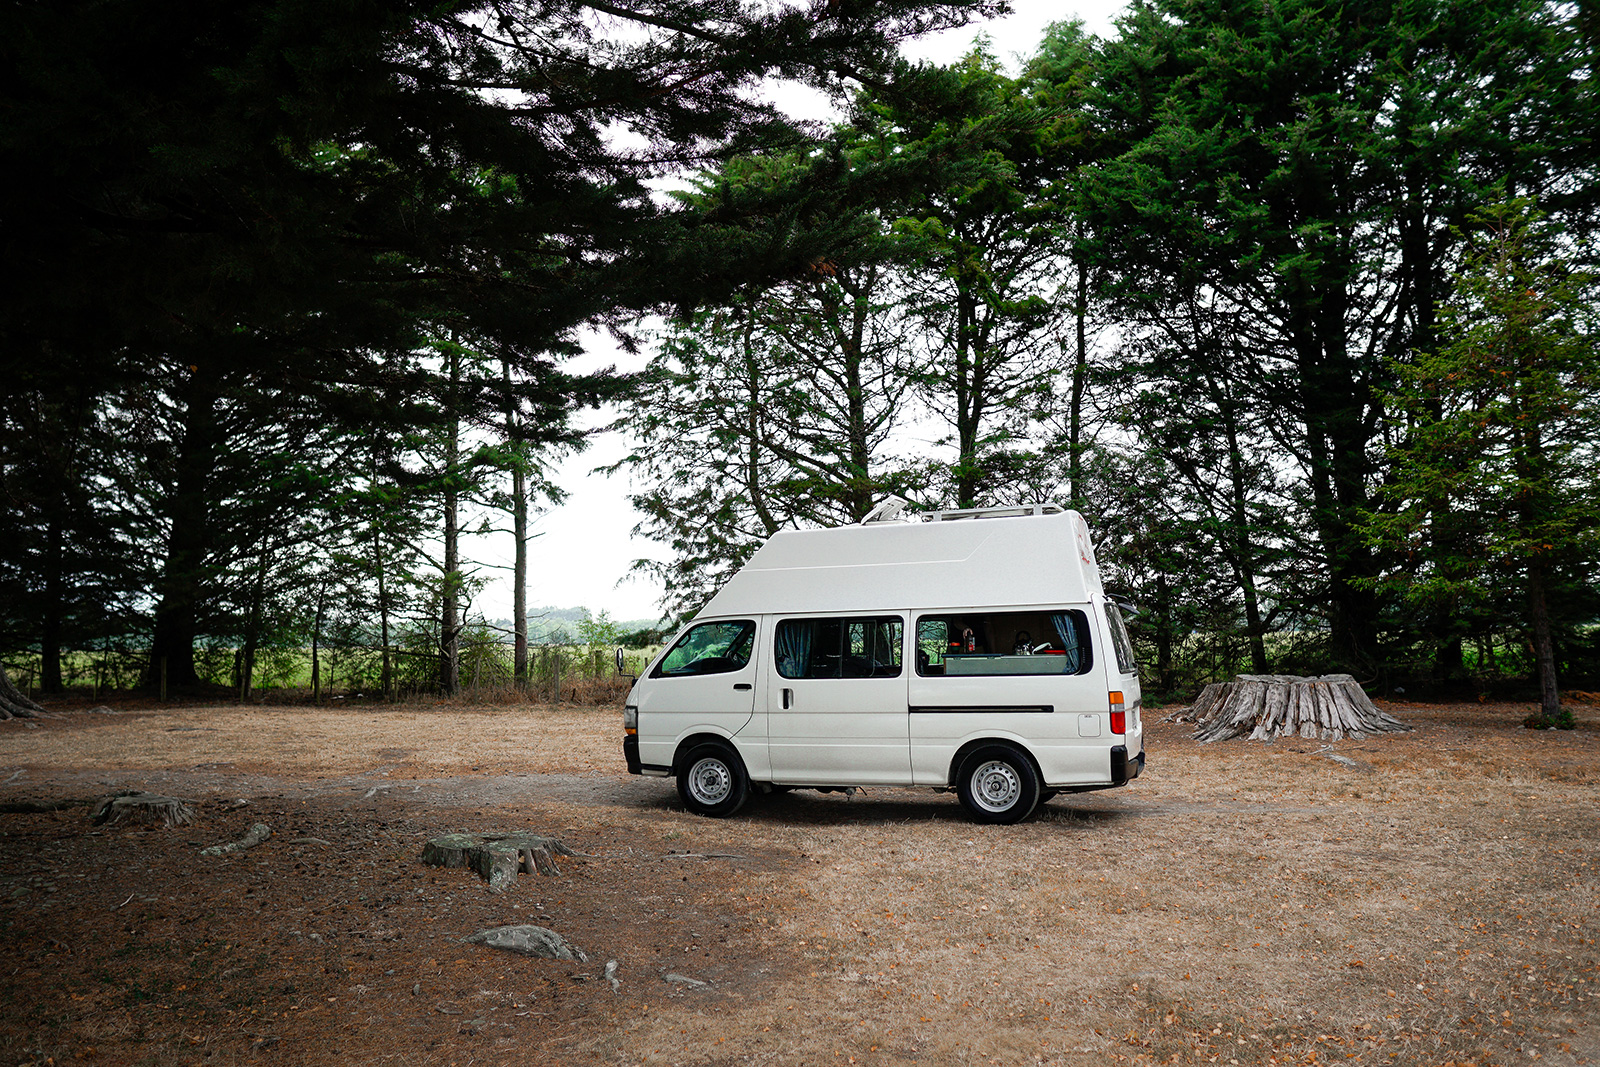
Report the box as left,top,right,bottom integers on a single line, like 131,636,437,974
0,699,1596,1067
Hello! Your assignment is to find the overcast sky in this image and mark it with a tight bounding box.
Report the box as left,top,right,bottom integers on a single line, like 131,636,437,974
483,0,1131,624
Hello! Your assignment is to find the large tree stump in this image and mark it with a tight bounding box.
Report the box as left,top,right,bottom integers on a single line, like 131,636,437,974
1191,674,1410,744
422,832,582,892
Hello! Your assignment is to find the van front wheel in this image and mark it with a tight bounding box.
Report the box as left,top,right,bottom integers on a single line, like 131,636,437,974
958,745,1041,824
677,742,749,818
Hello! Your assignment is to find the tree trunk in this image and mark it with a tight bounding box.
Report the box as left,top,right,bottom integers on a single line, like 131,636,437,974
39,515,65,693
1069,244,1089,510
0,661,49,720
1212,376,1269,674
1190,674,1411,744
375,526,392,700
504,360,529,693
1527,561,1562,723
439,345,462,696
238,536,270,702
146,362,218,690
311,584,325,704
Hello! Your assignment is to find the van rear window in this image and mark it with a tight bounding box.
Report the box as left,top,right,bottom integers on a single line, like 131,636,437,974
775,617,903,679
915,610,1093,676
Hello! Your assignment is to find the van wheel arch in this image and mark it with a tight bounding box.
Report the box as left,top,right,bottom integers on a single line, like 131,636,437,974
671,732,743,776
947,738,1043,792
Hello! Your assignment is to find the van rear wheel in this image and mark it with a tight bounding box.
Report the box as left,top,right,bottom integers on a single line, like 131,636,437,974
957,745,1041,824
677,742,749,818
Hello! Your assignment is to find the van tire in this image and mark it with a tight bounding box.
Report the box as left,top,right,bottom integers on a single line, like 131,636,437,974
677,742,749,818
957,745,1041,824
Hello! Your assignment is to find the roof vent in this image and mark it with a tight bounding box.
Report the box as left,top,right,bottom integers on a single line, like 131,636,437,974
860,496,913,524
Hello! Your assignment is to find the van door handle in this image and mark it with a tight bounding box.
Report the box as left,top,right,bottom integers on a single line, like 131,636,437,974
733,683,752,691
782,687,793,709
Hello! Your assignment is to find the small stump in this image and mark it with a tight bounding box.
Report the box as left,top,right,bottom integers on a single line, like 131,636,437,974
1191,674,1411,744
422,832,581,892
90,790,195,828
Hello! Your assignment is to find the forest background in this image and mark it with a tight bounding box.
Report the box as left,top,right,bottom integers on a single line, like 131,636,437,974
1,0,1595,723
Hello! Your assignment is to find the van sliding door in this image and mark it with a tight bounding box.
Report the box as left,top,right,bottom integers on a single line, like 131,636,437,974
766,614,910,785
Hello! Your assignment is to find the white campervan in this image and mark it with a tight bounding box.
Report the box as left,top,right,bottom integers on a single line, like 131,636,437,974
621,503,1144,824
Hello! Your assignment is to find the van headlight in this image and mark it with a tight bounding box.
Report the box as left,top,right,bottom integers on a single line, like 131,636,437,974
623,705,638,732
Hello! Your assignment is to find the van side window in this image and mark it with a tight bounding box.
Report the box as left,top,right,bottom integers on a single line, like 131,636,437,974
652,620,756,677
776,617,903,679
1104,602,1137,676
915,610,1093,676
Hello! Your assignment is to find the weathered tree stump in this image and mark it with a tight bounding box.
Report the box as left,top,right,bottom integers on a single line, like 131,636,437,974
89,790,195,828
462,924,588,961
1191,674,1410,744
201,823,272,855
421,832,582,892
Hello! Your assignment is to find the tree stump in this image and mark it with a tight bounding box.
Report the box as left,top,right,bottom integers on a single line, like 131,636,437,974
1191,674,1411,744
421,832,582,892
89,790,195,828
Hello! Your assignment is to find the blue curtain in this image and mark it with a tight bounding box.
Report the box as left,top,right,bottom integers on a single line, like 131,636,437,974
776,620,815,679
1050,613,1082,673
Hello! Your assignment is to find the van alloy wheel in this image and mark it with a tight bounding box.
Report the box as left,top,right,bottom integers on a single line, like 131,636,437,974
956,744,1040,824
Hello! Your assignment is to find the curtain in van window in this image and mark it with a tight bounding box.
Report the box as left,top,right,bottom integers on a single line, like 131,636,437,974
1050,613,1083,673
775,620,816,679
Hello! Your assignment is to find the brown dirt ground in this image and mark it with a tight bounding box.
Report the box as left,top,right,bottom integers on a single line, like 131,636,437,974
0,698,1595,1067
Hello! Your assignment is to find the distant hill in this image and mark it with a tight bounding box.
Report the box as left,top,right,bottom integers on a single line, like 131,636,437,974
482,608,666,643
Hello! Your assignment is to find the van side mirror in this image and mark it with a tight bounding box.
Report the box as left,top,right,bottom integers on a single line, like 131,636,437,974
614,646,626,674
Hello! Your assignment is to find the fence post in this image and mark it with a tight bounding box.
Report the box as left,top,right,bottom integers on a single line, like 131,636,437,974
159,656,168,703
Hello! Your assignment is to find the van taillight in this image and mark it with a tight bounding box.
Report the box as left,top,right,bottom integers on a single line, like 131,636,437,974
1109,691,1125,734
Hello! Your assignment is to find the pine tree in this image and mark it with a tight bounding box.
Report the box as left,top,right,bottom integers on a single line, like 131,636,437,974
1364,202,1598,724
1077,0,1597,672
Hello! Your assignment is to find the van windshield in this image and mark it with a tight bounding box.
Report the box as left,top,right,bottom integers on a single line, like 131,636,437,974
653,620,756,677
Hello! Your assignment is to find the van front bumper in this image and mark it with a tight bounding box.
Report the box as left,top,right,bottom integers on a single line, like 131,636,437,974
624,735,641,775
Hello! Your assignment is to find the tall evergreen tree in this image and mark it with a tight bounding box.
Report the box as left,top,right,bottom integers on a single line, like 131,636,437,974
1363,202,1598,723
1077,0,1597,673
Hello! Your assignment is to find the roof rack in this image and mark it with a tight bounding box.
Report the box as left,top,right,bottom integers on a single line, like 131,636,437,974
924,502,1065,522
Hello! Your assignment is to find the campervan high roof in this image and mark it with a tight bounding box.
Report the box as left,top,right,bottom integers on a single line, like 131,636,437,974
696,505,1105,618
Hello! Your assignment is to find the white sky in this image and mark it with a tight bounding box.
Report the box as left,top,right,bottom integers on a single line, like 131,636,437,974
478,0,1130,624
